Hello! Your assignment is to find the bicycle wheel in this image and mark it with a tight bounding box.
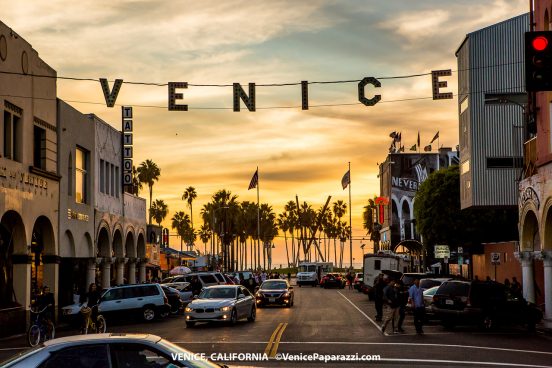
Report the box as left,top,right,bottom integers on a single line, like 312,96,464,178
27,324,41,347
95,315,106,333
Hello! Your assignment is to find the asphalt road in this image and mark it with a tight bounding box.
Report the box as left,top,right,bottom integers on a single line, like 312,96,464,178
1,283,552,367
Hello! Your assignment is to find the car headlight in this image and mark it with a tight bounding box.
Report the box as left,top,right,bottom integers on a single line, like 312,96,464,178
220,306,231,312
185,307,193,312
282,292,289,297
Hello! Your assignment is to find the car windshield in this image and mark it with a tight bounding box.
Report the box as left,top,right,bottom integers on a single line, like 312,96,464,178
423,286,439,296
262,281,287,290
199,287,236,299
437,282,470,296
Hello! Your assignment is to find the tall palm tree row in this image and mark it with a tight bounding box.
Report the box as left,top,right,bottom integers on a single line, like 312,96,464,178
137,159,161,225
171,211,191,263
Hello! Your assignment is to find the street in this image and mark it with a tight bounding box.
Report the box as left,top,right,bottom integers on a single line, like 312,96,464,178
1,284,551,367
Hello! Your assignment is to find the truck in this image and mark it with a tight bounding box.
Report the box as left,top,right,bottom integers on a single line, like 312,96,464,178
362,252,409,298
296,261,333,287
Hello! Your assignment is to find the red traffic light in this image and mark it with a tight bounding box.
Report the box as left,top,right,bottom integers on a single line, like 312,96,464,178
533,36,548,51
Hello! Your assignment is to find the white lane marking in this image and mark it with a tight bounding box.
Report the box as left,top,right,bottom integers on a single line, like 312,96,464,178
337,291,381,331
379,358,552,368
276,341,552,356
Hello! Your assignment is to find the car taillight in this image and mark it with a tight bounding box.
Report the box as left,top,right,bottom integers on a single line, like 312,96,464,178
432,295,437,303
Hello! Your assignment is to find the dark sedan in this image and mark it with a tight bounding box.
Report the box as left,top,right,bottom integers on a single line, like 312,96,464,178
255,279,294,308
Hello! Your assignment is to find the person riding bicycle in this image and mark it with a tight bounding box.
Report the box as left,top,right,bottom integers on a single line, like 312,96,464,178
36,286,55,336
79,283,102,332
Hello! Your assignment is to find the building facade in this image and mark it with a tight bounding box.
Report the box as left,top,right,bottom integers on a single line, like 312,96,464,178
378,149,459,254
456,13,529,209
0,21,61,336
518,0,552,330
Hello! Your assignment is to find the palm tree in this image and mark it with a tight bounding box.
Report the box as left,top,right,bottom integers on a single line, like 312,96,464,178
363,197,381,252
151,199,168,227
182,187,197,250
277,212,290,267
199,224,211,256
259,204,278,270
131,165,142,196
137,159,161,224
171,211,190,263
284,201,298,266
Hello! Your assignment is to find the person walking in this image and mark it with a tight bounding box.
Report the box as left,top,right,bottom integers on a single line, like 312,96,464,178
373,274,386,322
381,280,400,334
396,280,409,333
190,276,202,296
346,272,354,290
408,278,425,334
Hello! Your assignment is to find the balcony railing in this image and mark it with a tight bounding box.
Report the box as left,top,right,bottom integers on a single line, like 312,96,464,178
523,137,537,178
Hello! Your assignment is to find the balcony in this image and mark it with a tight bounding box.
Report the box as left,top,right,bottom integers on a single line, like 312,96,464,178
523,137,537,178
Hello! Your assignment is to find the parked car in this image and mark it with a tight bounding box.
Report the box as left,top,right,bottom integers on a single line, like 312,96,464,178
160,285,185,315
400,273,437,287
0,333,221,368
320,273,345,289
185,285,256,327
98,283,170,322
255,279,294,308
161,272,221,288
432,280,543,330
353,273,363,291
166,282,194,305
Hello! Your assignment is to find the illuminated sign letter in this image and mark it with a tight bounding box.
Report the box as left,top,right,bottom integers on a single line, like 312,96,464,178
358,77,381,106
100,78,123,108
301,81,309,110
431,70,453,100
233,83,256,112
168,82,188,111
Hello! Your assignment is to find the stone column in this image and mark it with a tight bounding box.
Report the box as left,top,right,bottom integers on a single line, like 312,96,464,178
128,258,137,284
101,258,112,289
86,258,96,288
12,254,32,310
42,255,60,308
538,251,552,329
138,259,147,283
116,258,125,285
517,251,535,304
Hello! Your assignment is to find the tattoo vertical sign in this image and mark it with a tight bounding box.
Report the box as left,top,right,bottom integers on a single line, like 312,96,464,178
122,106,133,190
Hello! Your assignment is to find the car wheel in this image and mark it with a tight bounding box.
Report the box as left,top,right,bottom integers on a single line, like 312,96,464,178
230,309,238,325
186,321,196,328
247,307,256,322
143,306,156,322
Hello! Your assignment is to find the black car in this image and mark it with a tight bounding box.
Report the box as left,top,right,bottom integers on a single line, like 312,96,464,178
432,280,543,330
255,279,294,308
161,285,184,315
321,273,345,289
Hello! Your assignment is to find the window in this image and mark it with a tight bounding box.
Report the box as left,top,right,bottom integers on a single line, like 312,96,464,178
3,109,21,162
67,153,73,196
199,274,218,284
110,163,115,195
111,344,177,368
459,97,469,115
115,166,120,198
486,157,523,169
75,147,88,204
33,126,46,169
106,162,110,195
461,160,470,174
38,345,109,368
374,260,381,270
100,159,105,193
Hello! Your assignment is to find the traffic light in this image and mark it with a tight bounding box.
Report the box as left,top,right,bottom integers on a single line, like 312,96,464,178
525,31,552,91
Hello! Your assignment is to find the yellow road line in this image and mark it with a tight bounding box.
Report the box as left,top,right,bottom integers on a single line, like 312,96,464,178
264,323,284,355
269,322,288,357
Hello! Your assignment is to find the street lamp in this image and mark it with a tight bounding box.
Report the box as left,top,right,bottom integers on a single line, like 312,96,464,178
361,243,366,257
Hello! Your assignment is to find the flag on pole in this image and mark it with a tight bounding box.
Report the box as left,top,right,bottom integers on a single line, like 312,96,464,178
409,144,417,151
417,131,420,148
396,132,401,143
248,169,258,190
389,131,397,139
430,131,439,144
424,145,432,152
341,170,350,190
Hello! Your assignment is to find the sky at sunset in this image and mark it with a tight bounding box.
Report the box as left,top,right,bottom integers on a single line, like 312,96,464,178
2,0,527,268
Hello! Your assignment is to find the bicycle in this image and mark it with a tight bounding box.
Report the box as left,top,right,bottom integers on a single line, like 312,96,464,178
80,304,107,334
27,305,55,347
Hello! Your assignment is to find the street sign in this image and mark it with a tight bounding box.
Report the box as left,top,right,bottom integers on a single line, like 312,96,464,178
457,246,463,254
434,245,450,259
491,252,501,265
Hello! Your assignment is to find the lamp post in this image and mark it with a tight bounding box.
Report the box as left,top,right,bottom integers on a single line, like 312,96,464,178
211,206,229,270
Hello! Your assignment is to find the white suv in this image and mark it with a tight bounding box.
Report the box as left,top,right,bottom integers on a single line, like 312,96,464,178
98,284,170,322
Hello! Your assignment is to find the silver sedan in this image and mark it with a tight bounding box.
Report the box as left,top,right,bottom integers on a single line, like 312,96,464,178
185,285,256,327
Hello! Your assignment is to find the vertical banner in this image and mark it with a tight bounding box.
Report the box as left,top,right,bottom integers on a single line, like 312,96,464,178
122,106,133,186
